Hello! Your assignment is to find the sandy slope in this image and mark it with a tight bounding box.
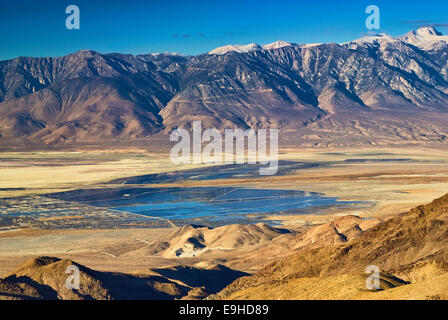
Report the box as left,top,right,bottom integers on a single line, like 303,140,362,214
2,193,448,299
1,148,448,299
0,213,397,299
211,193,448,300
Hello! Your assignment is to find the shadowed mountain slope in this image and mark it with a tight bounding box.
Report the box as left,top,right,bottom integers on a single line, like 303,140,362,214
0,256,246,300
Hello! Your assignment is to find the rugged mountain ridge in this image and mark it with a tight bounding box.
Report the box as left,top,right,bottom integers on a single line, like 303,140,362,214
1,27,448,145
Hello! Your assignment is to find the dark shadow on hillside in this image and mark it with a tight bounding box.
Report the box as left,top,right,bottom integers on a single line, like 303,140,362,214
151,265,249,294
3,275,58,300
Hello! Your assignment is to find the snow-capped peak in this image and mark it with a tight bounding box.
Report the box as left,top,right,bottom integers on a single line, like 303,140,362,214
209,43,261,55
262,40,292,50
399,27,448,50
341,27,447,51
208,40,294,55
414,26,442,36
342,33,398,47
208,27,448,56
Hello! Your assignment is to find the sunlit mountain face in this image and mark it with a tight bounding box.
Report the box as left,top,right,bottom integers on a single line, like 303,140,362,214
0,27,447,146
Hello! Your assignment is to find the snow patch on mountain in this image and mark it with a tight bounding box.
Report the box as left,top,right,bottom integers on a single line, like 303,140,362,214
399,27,448,50
206,27,447,56
209,40,294,55
262,40,292,50
341,27,447,51
209,43,262,55
342,33,398,49
300,43,323,49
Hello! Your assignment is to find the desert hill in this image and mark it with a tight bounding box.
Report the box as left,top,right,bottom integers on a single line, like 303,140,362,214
0,256,185,299
130,223,290,258
288,215,382,250
0,256,245,300
211,193,448,299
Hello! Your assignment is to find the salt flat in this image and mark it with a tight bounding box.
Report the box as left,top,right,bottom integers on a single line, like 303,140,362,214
0,146,447,280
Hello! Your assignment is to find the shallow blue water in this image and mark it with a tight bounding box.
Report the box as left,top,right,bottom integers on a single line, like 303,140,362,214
43,160,375,226
53,186,369,225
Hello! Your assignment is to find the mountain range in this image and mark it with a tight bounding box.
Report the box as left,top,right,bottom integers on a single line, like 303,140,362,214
1,27,448,146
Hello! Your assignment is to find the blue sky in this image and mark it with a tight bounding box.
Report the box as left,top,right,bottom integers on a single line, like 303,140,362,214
1,0,448,60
